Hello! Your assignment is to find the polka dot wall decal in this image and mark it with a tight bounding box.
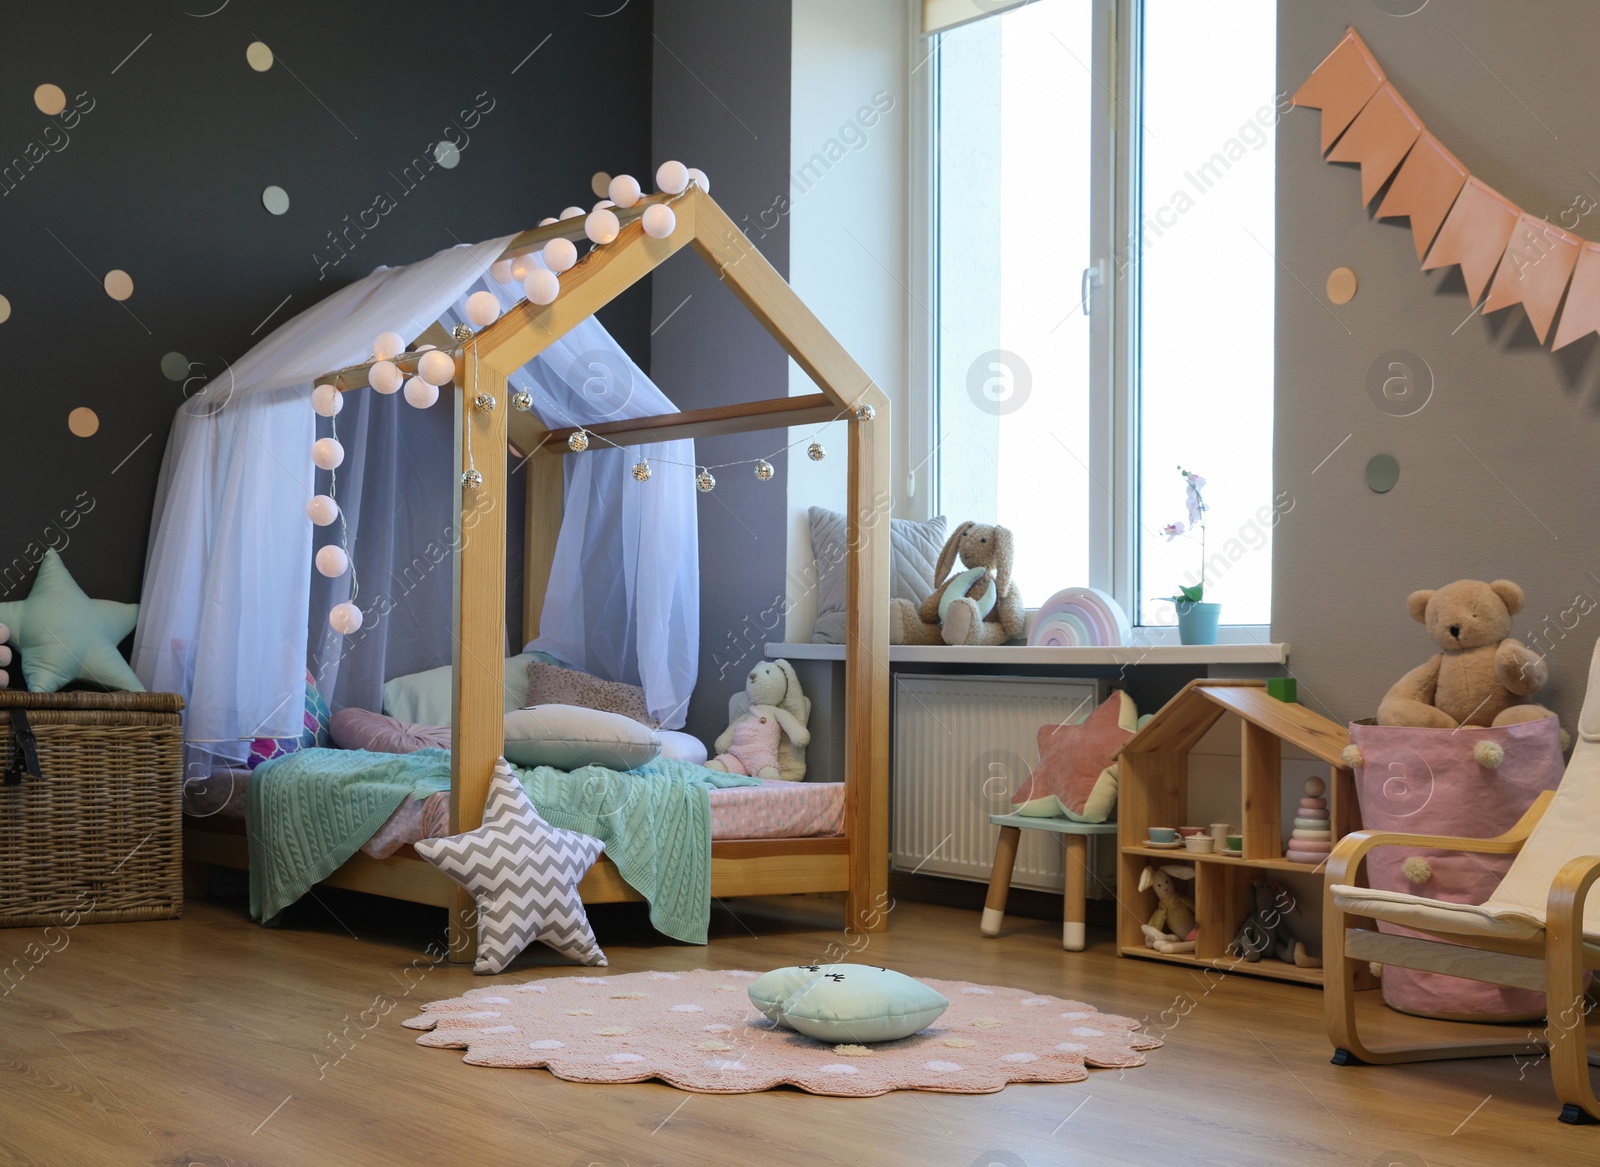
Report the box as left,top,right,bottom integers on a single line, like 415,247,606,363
160,352,189,381
1326,265,1358,305
433,140,461,169
591,171,612,198
1366,453,1401,494
262,185,290,215
103,270,134,301
34,84,66,115
246,41,274,71
68,407,99,437
0,295,10,324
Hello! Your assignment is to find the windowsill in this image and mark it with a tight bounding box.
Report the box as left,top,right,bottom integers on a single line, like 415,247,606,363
765,640,1288,666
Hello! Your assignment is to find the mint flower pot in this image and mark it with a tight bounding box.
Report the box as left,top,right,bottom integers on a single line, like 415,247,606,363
1176,601,1221,645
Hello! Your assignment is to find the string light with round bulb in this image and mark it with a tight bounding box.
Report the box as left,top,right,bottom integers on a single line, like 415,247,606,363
461,468,483,490
656,160,689,195
311,383,343,417
538,216,557,227
490,259,514,284
307,494,339,526
511,387,533,411
510,255,535,282
329,601,363,635
642,204,676,239
315,545,350,578
585,207,620,245
855,403,875,422
370,360,402,394
593,198,615,211
687,166,709,193
696,468,715,493
372,331,405,361
417,349,456,387
312,437,345,470
754,459,774,481
551,396,873,494
559,206,585,220
524,268,560,306
465,290,501,326
403,376,438,409
608,174,641,207
568,429,590,452
543,238,578,273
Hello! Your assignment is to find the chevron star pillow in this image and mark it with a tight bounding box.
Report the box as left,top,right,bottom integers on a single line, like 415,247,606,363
415,759,607,973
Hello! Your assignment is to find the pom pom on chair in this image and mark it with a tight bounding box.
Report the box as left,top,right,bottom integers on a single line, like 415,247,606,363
1324,635,1600,1125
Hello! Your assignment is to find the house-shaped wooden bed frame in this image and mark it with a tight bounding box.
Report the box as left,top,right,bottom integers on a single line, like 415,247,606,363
183,186,891,961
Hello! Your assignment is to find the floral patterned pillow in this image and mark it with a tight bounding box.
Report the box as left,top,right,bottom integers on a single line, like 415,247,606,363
246,670,333,769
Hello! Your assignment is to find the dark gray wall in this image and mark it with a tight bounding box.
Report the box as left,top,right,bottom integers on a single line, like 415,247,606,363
1274,1,1600,728
0,1,653,631
652,0,793,742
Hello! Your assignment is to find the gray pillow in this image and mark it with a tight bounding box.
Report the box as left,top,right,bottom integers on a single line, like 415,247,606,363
503,704,661,771
807,508,947,644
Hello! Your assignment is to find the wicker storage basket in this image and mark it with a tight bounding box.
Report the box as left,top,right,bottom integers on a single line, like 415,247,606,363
0,690,185,926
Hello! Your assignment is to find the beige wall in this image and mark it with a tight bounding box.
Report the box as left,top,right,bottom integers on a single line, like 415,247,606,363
1274,1,1600,729
785,0,912,640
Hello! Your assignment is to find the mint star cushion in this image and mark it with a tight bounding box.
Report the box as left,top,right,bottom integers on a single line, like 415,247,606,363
0,549,142,692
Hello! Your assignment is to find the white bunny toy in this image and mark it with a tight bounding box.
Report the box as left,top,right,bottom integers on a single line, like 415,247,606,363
707,659,812,781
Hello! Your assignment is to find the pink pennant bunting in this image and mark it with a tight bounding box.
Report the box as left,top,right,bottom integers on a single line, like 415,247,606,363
1376,134,1469,259
1482,215,1581,344
1327,83,1423,205
1551,243,1600,351
1422,178,1520,304
1292,28,1387,153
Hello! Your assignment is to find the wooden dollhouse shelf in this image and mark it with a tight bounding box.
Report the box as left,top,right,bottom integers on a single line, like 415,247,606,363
1116,679,1355,988
1115,947,1329,986
1122,846,1327,874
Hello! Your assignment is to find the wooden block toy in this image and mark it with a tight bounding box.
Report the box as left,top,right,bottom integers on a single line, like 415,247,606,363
1266,676,1298,703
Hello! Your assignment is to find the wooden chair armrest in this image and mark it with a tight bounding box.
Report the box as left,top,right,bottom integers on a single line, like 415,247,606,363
1325,790,1554,887
1546,854,1600,942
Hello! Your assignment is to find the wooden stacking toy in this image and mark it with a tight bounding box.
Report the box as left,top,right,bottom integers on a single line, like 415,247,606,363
1285,775,1332,863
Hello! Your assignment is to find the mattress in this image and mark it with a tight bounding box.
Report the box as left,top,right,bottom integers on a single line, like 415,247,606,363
186,767,844,859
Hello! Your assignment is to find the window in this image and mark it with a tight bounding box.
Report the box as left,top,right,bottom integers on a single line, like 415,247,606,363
923,0,1279,630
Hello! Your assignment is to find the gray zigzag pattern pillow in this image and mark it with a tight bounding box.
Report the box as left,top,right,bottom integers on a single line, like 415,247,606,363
807,508,947,644
415,760,607,973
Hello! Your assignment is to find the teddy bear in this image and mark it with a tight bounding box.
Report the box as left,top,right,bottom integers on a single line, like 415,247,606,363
890,521,1025,647
706,659,811,781
1377,578,1558,731
706,705,784,779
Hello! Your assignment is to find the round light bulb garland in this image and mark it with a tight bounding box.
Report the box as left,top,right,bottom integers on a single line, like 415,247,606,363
304,162,801,637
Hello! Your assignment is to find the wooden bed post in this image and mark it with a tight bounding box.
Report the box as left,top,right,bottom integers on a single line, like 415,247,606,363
845,390,892,935
521,442,563,645
448,342,510,962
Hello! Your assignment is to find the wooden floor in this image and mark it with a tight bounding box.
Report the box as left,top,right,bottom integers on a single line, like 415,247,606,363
2,887,1596,1167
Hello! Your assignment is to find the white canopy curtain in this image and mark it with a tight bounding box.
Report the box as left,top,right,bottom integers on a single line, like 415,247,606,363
134,235,699,781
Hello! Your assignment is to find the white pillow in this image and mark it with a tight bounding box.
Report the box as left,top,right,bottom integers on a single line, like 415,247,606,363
503,704,661,772
383,654,538,725
656,730,707,765
808,508,947,644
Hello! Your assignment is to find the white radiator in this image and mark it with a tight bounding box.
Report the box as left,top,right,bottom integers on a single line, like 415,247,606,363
892,675,1113,894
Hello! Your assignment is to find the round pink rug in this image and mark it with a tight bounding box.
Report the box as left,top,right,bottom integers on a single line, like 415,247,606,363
402,969,1161,1096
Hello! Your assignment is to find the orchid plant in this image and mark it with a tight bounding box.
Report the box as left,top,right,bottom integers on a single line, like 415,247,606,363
1158,466,1209,606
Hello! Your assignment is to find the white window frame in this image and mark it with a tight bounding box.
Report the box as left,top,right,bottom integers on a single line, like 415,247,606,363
907,0,1272,644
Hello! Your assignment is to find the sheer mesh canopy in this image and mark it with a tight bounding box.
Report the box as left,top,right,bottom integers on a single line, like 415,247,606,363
133,236,698,778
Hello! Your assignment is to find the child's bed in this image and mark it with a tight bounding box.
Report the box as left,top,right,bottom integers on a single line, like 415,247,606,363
180,186,891,960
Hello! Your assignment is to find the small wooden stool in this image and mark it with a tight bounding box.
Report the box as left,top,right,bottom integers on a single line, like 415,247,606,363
980,814,1117,951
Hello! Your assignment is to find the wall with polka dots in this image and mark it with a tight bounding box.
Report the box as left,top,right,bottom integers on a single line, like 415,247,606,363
0,1,654,621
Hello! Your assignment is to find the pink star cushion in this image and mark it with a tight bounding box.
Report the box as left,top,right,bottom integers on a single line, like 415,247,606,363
1011,691,1138,822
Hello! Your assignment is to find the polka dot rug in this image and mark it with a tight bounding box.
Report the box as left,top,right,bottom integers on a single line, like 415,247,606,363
403,969,1161,1096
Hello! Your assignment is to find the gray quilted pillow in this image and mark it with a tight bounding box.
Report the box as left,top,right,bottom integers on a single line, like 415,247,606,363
807,508,947,644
